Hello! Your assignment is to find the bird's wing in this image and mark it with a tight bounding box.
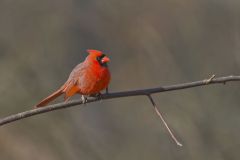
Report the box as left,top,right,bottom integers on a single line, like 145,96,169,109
62,62,89,97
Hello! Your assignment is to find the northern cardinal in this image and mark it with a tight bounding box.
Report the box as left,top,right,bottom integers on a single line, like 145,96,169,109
35,49,111,107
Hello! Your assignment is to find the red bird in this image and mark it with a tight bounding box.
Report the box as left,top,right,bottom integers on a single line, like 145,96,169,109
35,49,111,107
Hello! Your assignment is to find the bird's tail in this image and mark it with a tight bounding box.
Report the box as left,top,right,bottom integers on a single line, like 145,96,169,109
35,88,63,108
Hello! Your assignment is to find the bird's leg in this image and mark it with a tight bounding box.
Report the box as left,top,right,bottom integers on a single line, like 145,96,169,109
81,95,87,104
106,87,109,94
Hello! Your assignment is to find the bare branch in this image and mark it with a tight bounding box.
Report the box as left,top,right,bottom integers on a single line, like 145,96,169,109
0,75,240,127
147,94,183,146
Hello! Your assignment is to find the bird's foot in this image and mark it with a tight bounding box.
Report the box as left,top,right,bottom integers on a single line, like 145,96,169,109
81,95,87,104
96,93,103,101
89,93,102,100
89,93,102,101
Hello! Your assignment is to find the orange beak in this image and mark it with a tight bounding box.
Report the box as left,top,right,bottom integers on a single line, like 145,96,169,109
101,56,110,63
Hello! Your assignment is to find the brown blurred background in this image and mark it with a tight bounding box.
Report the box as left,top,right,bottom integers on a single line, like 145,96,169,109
0,0,240,159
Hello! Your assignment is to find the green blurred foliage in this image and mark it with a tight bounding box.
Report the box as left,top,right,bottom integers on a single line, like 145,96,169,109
0,0,240,159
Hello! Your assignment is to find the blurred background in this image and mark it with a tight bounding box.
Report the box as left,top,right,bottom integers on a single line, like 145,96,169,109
0,0,240,159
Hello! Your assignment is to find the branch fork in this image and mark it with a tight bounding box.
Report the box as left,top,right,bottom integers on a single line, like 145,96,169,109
204,74,215,84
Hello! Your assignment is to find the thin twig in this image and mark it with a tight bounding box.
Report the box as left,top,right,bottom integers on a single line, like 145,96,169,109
204,74,216,84
147,94,183,146
0,75,240,127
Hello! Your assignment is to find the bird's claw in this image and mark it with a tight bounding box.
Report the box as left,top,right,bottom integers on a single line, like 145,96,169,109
81,95,87,104
88,93,103,101
95,93,103,101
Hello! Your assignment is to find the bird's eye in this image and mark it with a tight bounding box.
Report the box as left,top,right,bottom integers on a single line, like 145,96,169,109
96,54,106,61
99,54,105,59
96,56,101,61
